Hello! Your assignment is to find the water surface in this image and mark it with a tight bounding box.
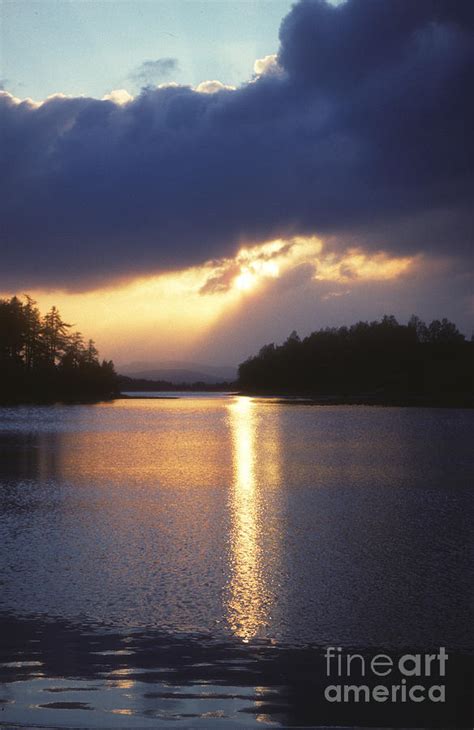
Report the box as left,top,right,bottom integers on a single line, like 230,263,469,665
1,396,472,727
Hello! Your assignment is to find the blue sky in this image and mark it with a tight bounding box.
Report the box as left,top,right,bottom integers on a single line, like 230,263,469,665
1,0,293,99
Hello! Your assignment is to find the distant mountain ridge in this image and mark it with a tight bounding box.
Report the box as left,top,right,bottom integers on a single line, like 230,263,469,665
118,361,237,384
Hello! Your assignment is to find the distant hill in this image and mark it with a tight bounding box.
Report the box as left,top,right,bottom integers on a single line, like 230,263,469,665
118,361,237,384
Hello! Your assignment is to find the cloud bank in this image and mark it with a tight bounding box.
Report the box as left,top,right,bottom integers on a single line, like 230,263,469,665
1,0,473,290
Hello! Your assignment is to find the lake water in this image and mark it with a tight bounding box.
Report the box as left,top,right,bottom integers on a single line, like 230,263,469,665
0,396,472,727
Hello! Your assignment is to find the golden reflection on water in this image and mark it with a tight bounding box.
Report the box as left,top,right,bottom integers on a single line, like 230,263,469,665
226,396,268,641
106,667,135,690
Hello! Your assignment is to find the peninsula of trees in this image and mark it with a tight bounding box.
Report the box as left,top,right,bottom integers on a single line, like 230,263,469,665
238,315,473,407
0,295,119,404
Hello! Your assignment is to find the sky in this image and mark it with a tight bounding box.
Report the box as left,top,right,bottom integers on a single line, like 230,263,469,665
1,0,293,99
1,0,473,368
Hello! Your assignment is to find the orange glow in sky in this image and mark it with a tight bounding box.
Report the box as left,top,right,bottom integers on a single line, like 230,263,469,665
2,236,416,366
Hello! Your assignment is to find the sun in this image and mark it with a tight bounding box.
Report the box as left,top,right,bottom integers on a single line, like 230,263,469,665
234,270,257,291
232,257,280,293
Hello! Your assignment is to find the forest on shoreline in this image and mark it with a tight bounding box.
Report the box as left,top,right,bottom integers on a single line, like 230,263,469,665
238,315,474,407
1,298,473,407
0,295,119,404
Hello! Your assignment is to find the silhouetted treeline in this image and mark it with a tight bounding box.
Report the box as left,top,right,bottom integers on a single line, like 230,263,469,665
0,295,119,404
118,375,234,392
238,315,473,406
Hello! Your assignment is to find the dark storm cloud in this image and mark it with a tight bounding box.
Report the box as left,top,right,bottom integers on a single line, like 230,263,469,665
1,0,473,290
130,58,179,86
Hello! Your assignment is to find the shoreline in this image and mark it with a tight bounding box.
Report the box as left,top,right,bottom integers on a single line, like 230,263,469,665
1,391,473,408
237,391,474,408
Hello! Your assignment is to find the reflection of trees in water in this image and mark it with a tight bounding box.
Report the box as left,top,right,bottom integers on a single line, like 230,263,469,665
0,431,62,484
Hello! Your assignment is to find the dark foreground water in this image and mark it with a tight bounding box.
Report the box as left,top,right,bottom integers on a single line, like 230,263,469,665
0,396,472,727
